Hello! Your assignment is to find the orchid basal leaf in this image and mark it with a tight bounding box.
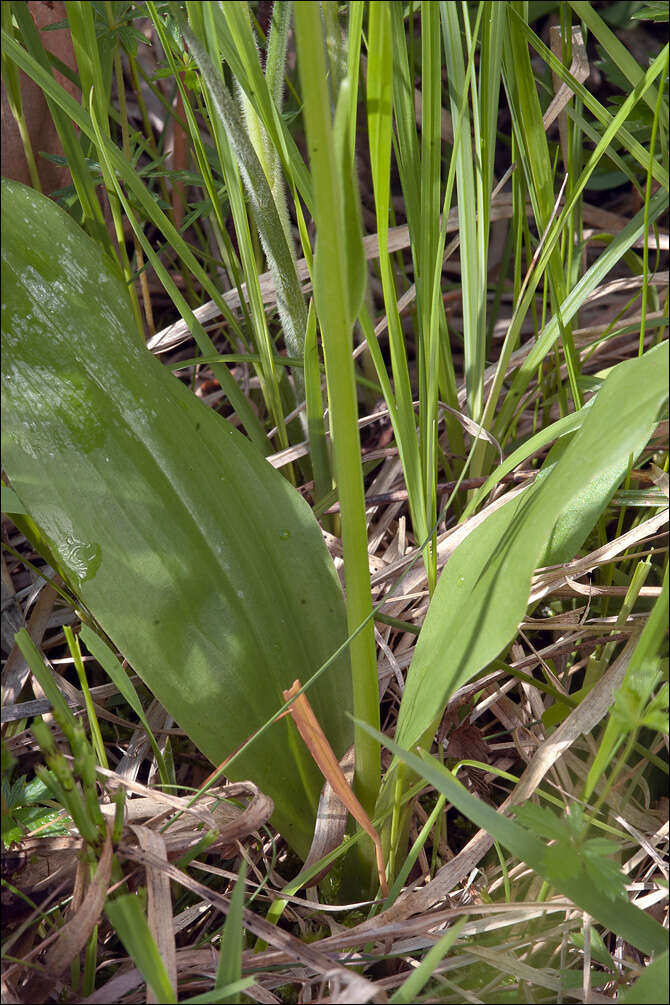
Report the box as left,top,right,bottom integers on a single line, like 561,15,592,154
1,180,353,858
394,342,668,757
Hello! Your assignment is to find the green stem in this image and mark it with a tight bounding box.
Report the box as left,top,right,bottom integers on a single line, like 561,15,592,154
294,2,380,818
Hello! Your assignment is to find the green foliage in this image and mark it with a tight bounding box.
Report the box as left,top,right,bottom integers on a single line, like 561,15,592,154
584,571,669,801
1,179,353,859
612,661,669,732
1,484,27,514
631,2,670,20
2,773,68,847
294,1,380,817
79,625,171,787
17,629,109,850
1,8,667,994
214,859,247,1005
389,918,467,1003
511,803,628,900
104,894,176,1003
360,719,668,957
386,345,668,776
619,951,670,1003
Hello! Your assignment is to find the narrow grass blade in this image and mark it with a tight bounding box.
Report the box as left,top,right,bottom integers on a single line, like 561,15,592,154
390,917,467,1004
214,858,247,1004
503,3,581,410
105,894,176,1004
441,2,486,422
360,721,667,958
64,625,108,770
583,567,669,802
1,5,41,190
180,979,256,1005
79,625,170,789
179,13,308,380
513,11,668,190
570,0,666,117
202,0,313,213
491,187,667,442
366,4,428,574
0,28,269,445
6,3,112,252
303,301,333,509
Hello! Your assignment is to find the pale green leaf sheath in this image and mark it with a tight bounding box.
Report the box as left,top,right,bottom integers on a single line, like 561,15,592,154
1,181,352,859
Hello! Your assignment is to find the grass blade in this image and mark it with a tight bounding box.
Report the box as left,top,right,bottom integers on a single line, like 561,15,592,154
105,894,176,1004
360,720,667,958
214,859,247,1004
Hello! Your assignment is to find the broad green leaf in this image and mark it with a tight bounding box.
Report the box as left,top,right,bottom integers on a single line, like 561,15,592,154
359,721,668,958
1,484,26,514
393,343,668,757
534,433,631,566
1,180,352,859
619,950,670,1003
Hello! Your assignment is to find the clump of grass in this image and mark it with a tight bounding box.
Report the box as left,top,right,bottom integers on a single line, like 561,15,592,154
1,1,668,1002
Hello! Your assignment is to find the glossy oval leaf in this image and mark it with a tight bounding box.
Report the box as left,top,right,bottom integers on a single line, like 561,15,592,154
1,180,352,858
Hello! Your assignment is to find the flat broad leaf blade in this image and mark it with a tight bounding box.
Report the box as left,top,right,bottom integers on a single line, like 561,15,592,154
1,180,353,858
395,343,668,754
618,950,669,1003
